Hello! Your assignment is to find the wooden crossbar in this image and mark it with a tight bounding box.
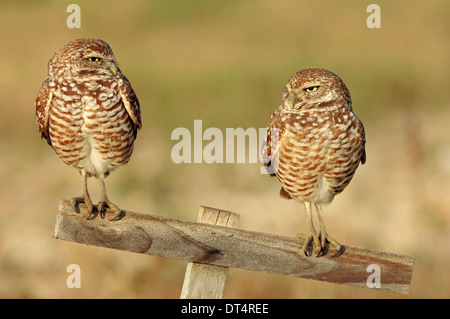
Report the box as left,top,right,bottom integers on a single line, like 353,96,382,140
53,199,415,295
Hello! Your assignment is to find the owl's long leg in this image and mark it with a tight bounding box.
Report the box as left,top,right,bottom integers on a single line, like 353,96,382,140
301,201,321,256
71,170,94,219
97,174,122,221
315,204,341,254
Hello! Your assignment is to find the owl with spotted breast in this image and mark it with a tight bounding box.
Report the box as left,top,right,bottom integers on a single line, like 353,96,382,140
35,38,142,220
263,68,366,256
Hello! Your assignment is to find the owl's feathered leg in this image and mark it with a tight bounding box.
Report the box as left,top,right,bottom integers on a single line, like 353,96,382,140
71,170,94,219
315,204,342,255
301,201,321,256
97,174,123,221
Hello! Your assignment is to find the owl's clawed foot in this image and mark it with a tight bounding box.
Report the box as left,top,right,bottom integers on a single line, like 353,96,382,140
71,196,123,221
301,232,321,257
97,199,124,221
71,196,94,219
300,232,343,257
318,231,343,256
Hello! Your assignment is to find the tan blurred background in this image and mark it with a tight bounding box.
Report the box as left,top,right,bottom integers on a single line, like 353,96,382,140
0,0,449,298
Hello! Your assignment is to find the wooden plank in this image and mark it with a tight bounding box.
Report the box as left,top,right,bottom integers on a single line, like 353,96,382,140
180,206,240,299
53,199,415,294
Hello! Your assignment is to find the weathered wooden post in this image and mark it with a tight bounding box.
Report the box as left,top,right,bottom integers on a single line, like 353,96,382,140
180,206,240,299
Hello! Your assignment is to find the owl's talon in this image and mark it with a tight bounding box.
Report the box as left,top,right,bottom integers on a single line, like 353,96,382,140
300,232,322,257
71,196,93,219
87,211,97,220
319,232,341,255
299,231,342,257
109,211,124,221
97,202,106,219
98,200,122,221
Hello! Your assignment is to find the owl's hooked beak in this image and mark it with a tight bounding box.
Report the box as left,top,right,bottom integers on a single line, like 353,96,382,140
283,87,297,109
108,62,119,76
287,95,295,109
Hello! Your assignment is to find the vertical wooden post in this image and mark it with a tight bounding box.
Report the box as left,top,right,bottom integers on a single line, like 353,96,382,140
180,206,240,299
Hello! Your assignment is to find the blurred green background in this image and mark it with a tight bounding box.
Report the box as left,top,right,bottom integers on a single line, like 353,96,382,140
0,0,449,298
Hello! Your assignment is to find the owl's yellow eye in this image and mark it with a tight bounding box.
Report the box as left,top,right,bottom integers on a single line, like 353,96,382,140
304,86,319,92
87,57,102,62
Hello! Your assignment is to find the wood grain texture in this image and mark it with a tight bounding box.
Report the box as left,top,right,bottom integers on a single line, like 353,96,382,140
180,206,240,299
54,199,415,294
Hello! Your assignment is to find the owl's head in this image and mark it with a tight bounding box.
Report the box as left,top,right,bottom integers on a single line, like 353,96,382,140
48,38,120,81
281,68,352,111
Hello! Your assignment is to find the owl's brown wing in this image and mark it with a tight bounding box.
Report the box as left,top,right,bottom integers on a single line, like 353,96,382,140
263,107,288,176
263,107,293,199
358,117,367,165
35,78,54,146
118,74,142,137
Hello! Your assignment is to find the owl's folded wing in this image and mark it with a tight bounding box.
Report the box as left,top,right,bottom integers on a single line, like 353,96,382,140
118,75,142,136
35,78,53,146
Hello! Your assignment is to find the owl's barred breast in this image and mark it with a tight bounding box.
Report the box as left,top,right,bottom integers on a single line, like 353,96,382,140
48,78,136,178
272,105,365,204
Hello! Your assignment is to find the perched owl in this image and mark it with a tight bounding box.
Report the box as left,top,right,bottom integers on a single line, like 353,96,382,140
35,38,142,220
264,68,366,256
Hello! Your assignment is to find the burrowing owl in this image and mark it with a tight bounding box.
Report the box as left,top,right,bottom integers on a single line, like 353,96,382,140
35,38,142,220
264,68,366,256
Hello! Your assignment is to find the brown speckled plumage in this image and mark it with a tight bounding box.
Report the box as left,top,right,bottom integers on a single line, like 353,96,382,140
35,38,141,220
264,68,365,255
